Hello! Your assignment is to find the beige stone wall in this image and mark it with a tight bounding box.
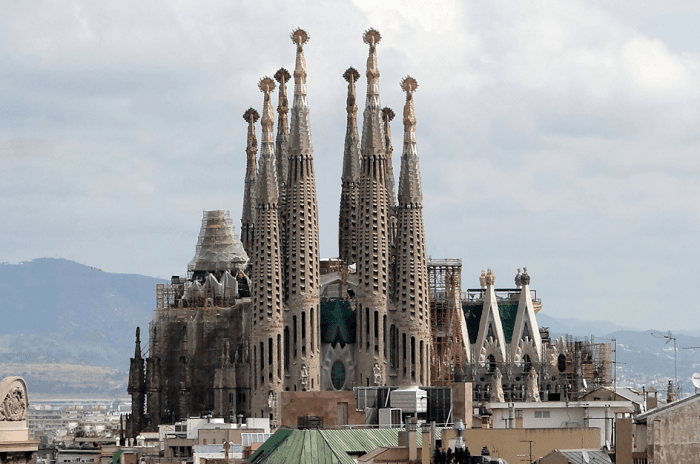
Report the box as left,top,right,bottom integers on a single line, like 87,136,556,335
615,417,633,464
440,427,600,464
280,391,366,427
645,398,700,464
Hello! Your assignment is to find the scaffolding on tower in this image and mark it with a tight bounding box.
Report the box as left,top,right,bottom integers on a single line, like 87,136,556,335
428,259,465,386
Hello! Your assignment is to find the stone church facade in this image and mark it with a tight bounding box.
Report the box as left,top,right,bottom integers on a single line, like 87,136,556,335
127,28,611,436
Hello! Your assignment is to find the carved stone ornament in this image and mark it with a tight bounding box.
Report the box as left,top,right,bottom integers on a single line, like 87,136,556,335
489,368,504,403
0,377,28,421
373,362,382,385
514,269,522,288
479,270,487,288
525,367,540,403
300,364,309,388
485,268,496,286
520,267,531,286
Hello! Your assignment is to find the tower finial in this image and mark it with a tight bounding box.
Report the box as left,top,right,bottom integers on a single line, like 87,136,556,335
400,75,418,139
243,108,260,158
257,76,278,206
290,28,310,108
274,68,291,206
398,75,422,205
241,107,260,254
134,327,141,359
343,67,361,126
339,67,362,264
363,28,381,106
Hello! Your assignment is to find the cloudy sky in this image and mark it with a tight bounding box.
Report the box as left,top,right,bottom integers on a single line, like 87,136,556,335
2,1,700,331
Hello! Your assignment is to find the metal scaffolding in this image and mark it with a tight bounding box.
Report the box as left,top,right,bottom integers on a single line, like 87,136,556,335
428,259,464,386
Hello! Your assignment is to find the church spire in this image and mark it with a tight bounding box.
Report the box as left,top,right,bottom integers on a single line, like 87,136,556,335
257,77,278,206
250,76,284,422
360,28,386,156
397,76,422,205
394,76,430,386
382,107,397,211
241,107,259,255
284,28,320,393
339,67,361,265
274,68,291,207
356,28,390,386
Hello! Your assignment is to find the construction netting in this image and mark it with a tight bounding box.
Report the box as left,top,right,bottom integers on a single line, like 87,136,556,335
187,210,249,273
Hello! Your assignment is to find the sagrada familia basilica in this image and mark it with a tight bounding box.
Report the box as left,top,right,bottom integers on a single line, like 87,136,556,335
127,28,611,435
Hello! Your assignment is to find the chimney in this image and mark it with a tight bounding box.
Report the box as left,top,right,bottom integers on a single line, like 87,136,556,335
407,417,417,461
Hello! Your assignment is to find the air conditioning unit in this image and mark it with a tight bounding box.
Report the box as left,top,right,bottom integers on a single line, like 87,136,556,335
379,408,402,428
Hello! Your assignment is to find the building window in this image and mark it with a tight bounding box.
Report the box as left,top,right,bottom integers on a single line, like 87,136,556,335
534,411,550,418
488,354,496,373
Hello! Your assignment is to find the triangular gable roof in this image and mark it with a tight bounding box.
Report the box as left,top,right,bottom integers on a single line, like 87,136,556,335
510,283,542,361
474,283,507,362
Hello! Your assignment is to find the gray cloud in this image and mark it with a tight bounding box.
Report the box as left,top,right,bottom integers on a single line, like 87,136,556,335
2,0,700,331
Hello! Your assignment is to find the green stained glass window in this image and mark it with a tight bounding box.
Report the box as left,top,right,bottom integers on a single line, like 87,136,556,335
331,360,346,390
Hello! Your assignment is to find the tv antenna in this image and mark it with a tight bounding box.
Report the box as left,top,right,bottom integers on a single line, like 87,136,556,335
651,331,678,395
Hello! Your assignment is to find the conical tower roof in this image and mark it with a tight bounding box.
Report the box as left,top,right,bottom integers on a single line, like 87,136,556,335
188,210,249,273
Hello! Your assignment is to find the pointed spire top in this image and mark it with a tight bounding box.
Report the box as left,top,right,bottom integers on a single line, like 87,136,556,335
291,27,310,46
363,28,382,46
134,327,141,359
363,28,381,100
343,67,360,84
398,76,422,205
274,68,291,84
344,67,360,117
274,68,291,112
290,28,310,107
257,76,278,206
259,76,276,125
382,107,395,122
243,107,259,158
400,75,418,137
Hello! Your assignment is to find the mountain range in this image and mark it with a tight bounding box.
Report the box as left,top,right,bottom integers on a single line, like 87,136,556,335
1,258,698,397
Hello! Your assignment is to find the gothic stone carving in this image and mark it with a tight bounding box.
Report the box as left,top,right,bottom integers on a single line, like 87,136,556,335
0,378,28,421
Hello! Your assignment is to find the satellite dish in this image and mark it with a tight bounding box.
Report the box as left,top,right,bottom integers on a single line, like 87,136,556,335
691,373,700,389
582,449,590,463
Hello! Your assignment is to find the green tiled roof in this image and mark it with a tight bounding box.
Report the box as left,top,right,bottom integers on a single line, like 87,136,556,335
249,427,445,464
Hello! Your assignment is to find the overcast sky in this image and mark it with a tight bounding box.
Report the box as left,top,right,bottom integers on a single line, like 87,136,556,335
2,1,700,331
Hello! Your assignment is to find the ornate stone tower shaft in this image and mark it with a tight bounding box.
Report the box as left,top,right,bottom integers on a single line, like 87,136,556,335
241,108,259,255
127,327,145,435
284,28,321,392
356,28,389,386
339,67,361,265
393,76,430,386
251,77,284,421
275,68,291,217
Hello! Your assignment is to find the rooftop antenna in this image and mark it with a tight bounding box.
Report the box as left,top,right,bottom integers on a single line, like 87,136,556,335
651,331,679,397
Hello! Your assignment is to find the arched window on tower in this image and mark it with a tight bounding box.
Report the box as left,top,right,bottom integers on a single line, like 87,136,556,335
523,354,532,374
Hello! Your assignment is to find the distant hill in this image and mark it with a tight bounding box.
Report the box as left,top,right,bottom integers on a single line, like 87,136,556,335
2,258,699,398
540,313,700,396
0,258,162,372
